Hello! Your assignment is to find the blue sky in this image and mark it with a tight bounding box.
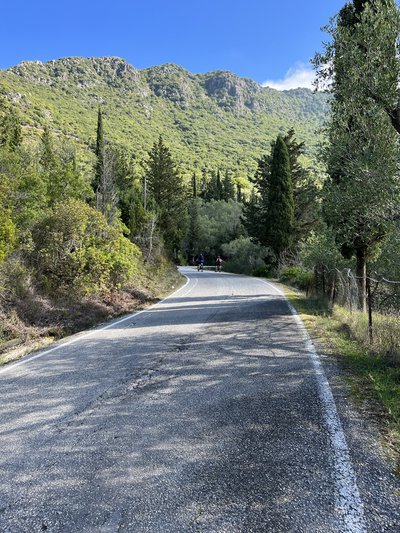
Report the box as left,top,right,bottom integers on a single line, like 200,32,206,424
1,0,345,89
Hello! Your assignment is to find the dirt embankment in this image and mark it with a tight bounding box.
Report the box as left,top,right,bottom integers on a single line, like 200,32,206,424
0,268,184,366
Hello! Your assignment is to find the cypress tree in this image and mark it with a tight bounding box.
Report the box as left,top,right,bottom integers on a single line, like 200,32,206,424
222,170,235,201
236,183,242,203
40,124,55,169
216,169,223,200
94,107,104,192
187,199,201,260
265,135,294,257
243,189,264,244
203,171,220,201
283,129,318,243
242,153,270,245
192,172,197,198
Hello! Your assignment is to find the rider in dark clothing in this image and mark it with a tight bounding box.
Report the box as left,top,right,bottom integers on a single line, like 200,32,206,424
197,253,205,271
215,256,223,272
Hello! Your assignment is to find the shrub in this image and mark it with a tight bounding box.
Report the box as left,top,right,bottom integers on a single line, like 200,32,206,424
300,227,349,271
0,215,16,263
279,265,313,291
222,237,270,274
30,199,141,294
252,265,270,277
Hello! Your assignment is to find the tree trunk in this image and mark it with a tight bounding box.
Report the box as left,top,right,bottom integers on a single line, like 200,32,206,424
356,247,367,312
389,99,400,135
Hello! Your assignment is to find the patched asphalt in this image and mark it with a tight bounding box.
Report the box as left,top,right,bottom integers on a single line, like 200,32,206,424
0,268,398,532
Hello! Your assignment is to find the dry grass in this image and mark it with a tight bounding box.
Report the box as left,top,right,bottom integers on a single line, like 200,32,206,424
0,262,185,367
278,284,400,455
332,307,400,364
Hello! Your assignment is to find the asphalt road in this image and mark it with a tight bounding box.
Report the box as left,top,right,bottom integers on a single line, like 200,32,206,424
0,268,398,532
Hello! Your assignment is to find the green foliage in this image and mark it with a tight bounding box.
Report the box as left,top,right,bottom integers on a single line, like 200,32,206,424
222,170,235,201
30,199,141,294
371,223,400,280
279,266,313,291
0,168,17,262
244,129,318,254
146,136,188,255
0,211,16,263
314,0,400,310
283,128,319,244
222,237,270,274
0,94,22,151
266,135,295,257
0,57,329,178
186,198,202,259
196,199,244,258
94,107,104,191
300,227,350,271
201,169,224,201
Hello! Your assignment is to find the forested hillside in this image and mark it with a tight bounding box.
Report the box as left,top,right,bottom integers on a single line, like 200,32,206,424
0,57,328,176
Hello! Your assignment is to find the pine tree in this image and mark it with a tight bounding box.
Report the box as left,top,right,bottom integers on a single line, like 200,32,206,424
265,135,294,258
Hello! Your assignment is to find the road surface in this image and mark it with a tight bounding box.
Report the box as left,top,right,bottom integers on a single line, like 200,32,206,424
0,268,398,532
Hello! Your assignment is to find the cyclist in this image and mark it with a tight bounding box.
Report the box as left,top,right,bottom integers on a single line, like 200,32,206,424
197,253,205,271
215,256,223,272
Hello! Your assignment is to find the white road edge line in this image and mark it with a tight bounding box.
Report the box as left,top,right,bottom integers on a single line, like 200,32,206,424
259,279,367,533
0,272,192,376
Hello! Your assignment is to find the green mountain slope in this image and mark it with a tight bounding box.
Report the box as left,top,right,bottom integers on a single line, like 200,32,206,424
0,56,329,176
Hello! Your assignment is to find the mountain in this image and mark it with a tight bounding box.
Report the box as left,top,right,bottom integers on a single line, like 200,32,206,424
0,56,329,176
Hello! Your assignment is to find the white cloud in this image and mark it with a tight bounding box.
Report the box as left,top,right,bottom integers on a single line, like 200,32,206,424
262,64,315,91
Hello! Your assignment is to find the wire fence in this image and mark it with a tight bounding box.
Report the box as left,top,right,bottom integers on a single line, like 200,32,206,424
312,265,400,345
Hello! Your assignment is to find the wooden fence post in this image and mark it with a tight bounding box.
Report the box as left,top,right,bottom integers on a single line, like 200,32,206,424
367,277,373,344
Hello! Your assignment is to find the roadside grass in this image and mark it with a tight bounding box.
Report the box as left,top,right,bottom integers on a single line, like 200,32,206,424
277,283,400,456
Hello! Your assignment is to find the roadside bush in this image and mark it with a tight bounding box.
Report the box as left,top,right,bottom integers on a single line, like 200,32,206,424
0,174,17,263
300,227,349,271
222,237,270,274
30,199,141,294
279,265,313,291
252,265,271,277
0,215,16,263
